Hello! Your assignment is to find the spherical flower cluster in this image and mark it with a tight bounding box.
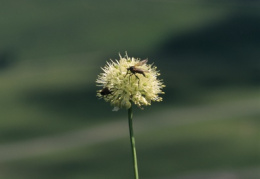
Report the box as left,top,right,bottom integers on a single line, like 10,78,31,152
96,53,165,111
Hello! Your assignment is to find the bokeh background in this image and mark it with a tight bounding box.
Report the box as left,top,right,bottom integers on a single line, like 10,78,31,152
0,0,260,179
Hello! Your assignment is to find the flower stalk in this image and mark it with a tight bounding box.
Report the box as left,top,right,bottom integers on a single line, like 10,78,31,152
128,104,139,179
96,53,165,178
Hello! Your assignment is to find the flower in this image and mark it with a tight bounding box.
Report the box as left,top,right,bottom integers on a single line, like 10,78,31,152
96,53,165,111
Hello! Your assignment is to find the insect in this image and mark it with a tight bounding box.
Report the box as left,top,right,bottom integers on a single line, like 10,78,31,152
100,87,112,96
125,59,149,83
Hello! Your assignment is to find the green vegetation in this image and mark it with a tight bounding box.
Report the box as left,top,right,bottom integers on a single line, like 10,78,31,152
2,111,260,179
0,0,260,178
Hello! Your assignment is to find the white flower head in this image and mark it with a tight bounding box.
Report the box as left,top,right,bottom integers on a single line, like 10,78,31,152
96,53,165,111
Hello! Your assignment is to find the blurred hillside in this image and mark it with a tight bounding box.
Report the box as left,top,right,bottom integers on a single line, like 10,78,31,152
159,12,260,85
0,0,260,179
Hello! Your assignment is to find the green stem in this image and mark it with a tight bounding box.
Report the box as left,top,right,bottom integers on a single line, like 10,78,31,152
128,105,139,179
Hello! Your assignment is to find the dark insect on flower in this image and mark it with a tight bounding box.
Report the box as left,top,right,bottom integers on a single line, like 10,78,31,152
125,59,149,83
100,87,112,96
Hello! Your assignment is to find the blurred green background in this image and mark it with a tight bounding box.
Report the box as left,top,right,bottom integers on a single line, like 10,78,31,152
0,0,260,178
